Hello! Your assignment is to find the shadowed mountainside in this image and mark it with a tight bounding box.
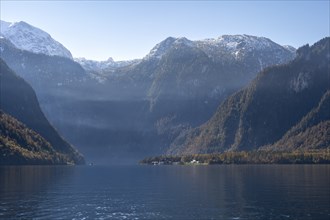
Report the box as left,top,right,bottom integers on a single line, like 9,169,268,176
168,37,330,155
0,59,84,164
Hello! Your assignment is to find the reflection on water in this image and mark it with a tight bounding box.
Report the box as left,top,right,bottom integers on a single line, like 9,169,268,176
0,165,329,219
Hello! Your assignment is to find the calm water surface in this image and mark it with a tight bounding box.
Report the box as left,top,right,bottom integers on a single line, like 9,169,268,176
0,165,329,220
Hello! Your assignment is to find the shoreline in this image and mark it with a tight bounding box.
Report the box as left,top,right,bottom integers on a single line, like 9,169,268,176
140,150,330,165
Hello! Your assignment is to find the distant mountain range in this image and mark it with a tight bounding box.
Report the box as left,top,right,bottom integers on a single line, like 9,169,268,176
3,20,327,163
168,37,330,155
74,57,141,83
0,59,84,165
74,57,140,72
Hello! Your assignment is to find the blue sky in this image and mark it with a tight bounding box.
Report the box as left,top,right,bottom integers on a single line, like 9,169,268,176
1,1,329,61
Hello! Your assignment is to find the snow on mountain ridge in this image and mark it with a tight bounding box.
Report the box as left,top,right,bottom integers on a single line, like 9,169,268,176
213,34,273,49
196,34,289,59
74,57,141,72
145,37,177,60
145,34,296,61
0,20,73,59
145,37,196,60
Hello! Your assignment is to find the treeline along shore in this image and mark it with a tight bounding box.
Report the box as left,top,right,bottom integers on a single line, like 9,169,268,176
140,150,330,165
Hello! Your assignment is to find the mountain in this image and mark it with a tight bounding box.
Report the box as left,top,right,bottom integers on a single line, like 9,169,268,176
141,35,295,150
144,35,295,107
145,35,294,65
0,20,72,59
168,37,330,155
0,59,84,164
0,22,296,161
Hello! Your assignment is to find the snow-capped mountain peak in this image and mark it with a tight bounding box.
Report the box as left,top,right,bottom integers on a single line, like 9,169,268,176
0,20,73,59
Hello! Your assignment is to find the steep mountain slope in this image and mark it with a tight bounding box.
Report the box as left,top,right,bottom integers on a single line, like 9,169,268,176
0,111,76,165
1,20,72,59
0,59,84,164
169,37,330,155
265,90,330,150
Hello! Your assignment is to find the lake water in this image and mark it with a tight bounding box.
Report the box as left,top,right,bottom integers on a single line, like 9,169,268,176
0,165,329,220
